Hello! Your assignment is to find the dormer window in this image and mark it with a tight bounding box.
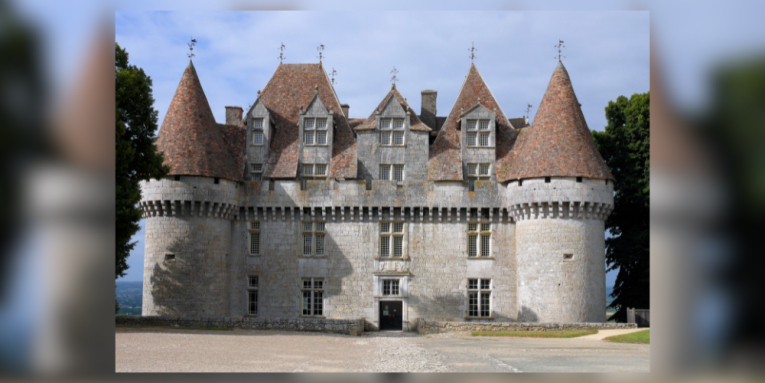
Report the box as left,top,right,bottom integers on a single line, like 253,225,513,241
252,118,264,145
304,118,327,146
467,119,491,147
381,118,405,146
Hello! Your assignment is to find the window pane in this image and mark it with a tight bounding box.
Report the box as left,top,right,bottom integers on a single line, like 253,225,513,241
394,165,403,181
253,131,263,145
383,280,391,295
468,133,476,146
481,292,491,317
480,133,489,146
380,222,390,233
301,178,308,191
303,222,313,232
304,165,314,176
467,120,476,130
249,276,259,288
250,233,260,255
380,165,390,180
393,222,403,233
314,279,323,290
303,279,312,289
316,164,327,176
391,280,400,295
469,178,476,192
381,132,391,145
481,279,491,290
313,291,323,315
481,223,490,231
393,132,404,145
304,131,314,145
252,163,263,173
469,292,478,317
250,221,260,230
479,120,489,130
302,291,311,315
305,119,314,129
381,119,391,129
394,119,404,129
380,236,390,257
316,119,327,129
303,234,312,255
393,236,403,257
317,131,327,145
315,234,325,255
468,223,477,232
315,222,325,232
481,234,490,257
468,164,477,175
248,291,258,315
253,119,263,129
468,235,477,257
468,279,478,290
479,164,489,176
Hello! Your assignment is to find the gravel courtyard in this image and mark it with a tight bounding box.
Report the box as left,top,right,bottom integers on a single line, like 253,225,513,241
116,327,649,373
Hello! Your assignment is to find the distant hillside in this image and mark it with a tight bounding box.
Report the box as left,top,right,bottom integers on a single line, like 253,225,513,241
116,281,142,316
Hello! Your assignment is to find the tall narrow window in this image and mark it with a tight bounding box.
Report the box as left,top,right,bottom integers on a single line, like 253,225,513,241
248,221,260,255
393,222,404,257
467,132,477,147
253,118,264,145
251,163,263,181
302,221,325,256
379,222,391,257
467,164,477,192
480,222,491,257
316,118,327,145
380,165,391,181
247,276,259,315
302,278,324,316
480,132,490,147
380,118,392,145
467,119,477,147
468,278,491,318
394,165,404,182
393,118,405,145
304,118,315,145
468,223,478,257
315,222,325,256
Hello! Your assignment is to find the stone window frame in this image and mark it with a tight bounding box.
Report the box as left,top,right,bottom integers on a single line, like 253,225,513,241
248,221,260,256
251,163,263,181
466,118,492,148
467,278,492,318
246,275,259,316
467,221,491,257
300,163,328,191
379,164,404,182
382,278,401,296
466,163,491,192
303,117,328,146
379,221,406,258
301,277,324,317
252,118,264,145
301,221,326,257
380,118,405,146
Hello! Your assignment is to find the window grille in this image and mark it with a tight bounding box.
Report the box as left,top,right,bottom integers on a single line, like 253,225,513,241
481,234,490,256
393,131,404,145
253,131,263,145
304,165,314,176
305,119,314,129
381,131,391,145
380,222,390,257
304,131,314,145
380,165,391,181
467,278,491,317
248,221,260,255
479,120,489,130
316,119,327,129
394,165,404,182
479,164,489,176
393,236,403,257
393,223,403,233
468,235,477,257
317,131,327,145
393,119,404,129
381,119,391,129
251,163,263,181
383,279,400,296
301,278,323,316
247,276,258,315
303,234,312,255
467,133,477,146
480,133,489,146
467,120,477,130
468,164,477,176
316,164,327,176
468,222,491,257
316,234,325,255
253,119,263,129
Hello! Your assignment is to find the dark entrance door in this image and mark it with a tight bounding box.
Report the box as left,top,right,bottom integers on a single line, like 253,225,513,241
379,301,403,330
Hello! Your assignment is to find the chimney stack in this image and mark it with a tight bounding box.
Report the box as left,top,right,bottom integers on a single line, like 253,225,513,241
340,104,350,119
225,106,243,125
420,90,437,129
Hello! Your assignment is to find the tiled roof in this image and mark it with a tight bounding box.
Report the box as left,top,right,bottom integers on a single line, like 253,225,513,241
502,61,614,181
429,64,515,181
347,118,365,129
260,63,357,179
353,86,432,133
156,60,246,182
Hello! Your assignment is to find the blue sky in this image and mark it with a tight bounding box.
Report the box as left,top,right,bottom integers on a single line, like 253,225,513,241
116,11,649,285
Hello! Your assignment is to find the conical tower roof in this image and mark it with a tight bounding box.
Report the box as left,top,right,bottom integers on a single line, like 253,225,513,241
505,61,613,181
156,60,245,181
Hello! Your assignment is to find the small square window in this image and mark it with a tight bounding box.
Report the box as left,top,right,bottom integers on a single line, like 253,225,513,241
381,119,391,129
576,177,582,183
253,119,263,129
545,177,551,183
249,276,259,288
316,164,327,176
481,279,490,290
381,222,391,233
303,279,312,289
316,119,327,129
304,165,314,176
393,222,404,233
380,165,391,181
381,132,391,146
174,175,180,181
467,120,477,131
468,223,477,232
253,131,263,145
315,222,325,232
393,131,404,145
303,222,313,232
467,133,477,146
479,120,489,130
214,178,220,184
393,119,404,129
305,119,315,129
317,131,327,145
467,164,477,176
479,164,489,176
468,279,478,290
480,133,490,147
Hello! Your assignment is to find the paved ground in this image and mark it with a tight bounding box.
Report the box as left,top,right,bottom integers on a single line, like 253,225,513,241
577,328,647,341
116,327,649,372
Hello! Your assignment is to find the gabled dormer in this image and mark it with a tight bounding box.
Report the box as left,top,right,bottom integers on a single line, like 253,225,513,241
298,87,334,189
460,101,497,188
245,93,273,181
376,91,409,147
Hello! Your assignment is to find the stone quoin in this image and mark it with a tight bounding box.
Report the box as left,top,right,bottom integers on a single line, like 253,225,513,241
139,58,614,331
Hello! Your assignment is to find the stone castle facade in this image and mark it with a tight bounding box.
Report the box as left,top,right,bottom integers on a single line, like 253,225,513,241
139,59,615,330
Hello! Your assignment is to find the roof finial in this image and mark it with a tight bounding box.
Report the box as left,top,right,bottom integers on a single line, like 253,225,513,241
278,42,286,64
477,97,481,104
317,44,324,62
331,67,337,85
390,66,399,86
468,42,477,62
525,103,532,117
314,85,318,95
554,39,565,61
257,90,261,96
187,37,197,59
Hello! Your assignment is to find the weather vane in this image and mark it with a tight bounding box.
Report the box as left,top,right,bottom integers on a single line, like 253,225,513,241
331,67,337,85
555,39,565,61
278,42,286,64
317,44,324,62
468,42,477,62
390,66,399,85
187,37,197,59
525,104,532,117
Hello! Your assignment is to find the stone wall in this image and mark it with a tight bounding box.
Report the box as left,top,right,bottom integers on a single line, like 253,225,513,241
416,318,636,335
117,316,364,335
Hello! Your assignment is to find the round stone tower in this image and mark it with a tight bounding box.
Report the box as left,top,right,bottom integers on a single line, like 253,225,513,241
507,61,614,323
138,61,245,318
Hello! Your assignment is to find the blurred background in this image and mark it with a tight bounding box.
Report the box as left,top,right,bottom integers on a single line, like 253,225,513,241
1,0,765,380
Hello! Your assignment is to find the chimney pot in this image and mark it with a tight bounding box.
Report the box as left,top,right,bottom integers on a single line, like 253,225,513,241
420,90,437,129
340,104,350,118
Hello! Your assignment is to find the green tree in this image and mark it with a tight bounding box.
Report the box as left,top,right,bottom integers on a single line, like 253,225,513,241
116,43,168,311
592,92,650,322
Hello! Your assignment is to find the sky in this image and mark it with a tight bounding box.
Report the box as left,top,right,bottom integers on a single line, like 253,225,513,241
116,10,649,284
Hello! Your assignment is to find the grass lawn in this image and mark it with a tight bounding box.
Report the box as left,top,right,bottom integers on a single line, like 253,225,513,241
603,329,650,344
471,330,598,338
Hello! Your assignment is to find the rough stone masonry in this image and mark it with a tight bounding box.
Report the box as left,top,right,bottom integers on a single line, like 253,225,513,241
138,58,615,331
